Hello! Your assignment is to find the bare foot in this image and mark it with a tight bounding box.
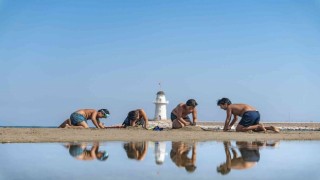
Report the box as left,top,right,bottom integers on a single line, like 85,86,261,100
270,126,280,133
259,123,267,133
64,124,71,128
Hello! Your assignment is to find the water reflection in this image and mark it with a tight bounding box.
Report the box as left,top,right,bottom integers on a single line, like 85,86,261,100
217,140,279,175
170,142,197,173
154,141,166,165
3,140,320,180
123,142,148,161
65,142,109,161
62,140,280,175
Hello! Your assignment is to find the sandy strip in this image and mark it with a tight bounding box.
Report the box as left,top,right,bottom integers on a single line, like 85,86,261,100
1,124,320,143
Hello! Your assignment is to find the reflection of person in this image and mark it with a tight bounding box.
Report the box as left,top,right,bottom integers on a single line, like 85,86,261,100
155,141,166,165
171,99,198,129
170,142,197,173
66,142,109,161
122,109,149,129
217,141,278,175
58,109,110,129
217,98,280,133
123,142,148,161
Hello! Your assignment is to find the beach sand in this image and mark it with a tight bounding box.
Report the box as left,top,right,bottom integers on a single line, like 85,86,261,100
1,122,320,143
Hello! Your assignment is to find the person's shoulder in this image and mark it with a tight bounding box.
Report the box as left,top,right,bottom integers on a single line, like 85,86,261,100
237,104,252,108
137,109,145,112
178,103,185,107
231,104,246,107
83,109,97,114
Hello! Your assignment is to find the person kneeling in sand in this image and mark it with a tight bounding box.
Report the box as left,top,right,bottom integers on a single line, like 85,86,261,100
122,109,149,129
67,142,109,161
171,99,198,129
58,109,110,129
217,98,279,133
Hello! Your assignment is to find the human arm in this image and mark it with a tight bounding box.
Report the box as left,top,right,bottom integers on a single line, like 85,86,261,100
191,143,197,164
97,120,105,129
138,109,149,129
138,142,148,160
224,142,232,168
91,143,99,158
228,115,238,129
223,107,232,131
192,108,198,126
91,111,101,129
176,105,189,126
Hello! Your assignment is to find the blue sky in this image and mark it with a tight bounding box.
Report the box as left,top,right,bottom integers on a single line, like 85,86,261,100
0,0,319,126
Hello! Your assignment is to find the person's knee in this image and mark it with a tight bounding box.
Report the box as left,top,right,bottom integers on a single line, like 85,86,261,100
78,122,89,128
172,120,182,129
236,125,244,132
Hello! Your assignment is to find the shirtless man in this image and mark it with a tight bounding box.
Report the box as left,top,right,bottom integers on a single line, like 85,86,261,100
217,98,279,132
217,141,260,175
122,109,149,129
68,142,109,161
123,142,148,161
170,142,197,173
58,109,110,129
171,99,198,129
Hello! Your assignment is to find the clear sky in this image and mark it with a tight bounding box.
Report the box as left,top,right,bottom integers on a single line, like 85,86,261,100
0,0,319,126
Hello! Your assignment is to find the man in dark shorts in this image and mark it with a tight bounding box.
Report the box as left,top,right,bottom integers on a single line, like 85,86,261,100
122,109,149,129
171,99,198,129
217,141,260,175
217,98,279,132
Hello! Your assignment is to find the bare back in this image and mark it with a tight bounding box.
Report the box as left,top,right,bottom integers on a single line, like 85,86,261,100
76,109,97,120
228,104,256,117
172,103,194,117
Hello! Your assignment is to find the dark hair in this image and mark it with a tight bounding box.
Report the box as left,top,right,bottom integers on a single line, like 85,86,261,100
185,165,197,173
127,110,139,121
186,99,198,107
217,164,230,175
217,98,232,106
98,109,110,115
97,151,109,161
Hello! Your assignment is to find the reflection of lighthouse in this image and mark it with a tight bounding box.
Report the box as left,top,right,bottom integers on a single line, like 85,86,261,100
155,141,166,165
153,91,169,120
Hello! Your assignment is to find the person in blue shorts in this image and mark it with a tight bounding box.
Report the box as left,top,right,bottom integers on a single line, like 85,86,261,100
58,109,110,129
217,141,260,175
67,142,109,161
217,98,279,132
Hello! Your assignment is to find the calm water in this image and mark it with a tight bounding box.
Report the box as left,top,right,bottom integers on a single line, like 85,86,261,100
1,141,320,180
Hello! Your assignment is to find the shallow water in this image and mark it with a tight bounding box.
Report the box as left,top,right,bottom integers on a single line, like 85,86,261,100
1,141,320,180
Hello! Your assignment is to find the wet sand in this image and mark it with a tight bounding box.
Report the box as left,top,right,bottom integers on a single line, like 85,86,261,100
1,122,320,143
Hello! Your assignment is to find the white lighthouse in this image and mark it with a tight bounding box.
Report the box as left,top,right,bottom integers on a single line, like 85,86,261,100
153,91,169,120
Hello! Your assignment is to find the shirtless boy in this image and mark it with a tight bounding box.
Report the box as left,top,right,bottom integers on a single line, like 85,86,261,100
58,109,110,129
171,99,198,129
122,109,149,129
217,98,279,132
